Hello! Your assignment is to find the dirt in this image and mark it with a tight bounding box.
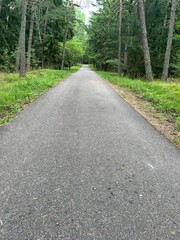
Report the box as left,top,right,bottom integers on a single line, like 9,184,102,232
108,82,180,149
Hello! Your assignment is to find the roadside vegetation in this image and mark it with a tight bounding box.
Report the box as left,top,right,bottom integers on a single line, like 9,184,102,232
0,1,87,75
0,67,80,124
97,71,180,131
0,1,87,125
87,0,180,147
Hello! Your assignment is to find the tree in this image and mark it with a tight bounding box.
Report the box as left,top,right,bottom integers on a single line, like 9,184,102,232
88,0,119,71
137,0,153,81
0,0,2,14
87,0,180,79
118,0,122,75
60,40,83,68
27,0,37,71
0,0,76,71
19,0,28,77
161,0,178,81
61,0,74,70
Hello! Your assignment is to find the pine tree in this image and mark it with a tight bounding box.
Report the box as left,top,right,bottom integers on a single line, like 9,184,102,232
0,0,2,14
27,0,37,71
162,0,178,81
19,0,28,77
61,0,74,70
137,0,153,81
118,0,122,75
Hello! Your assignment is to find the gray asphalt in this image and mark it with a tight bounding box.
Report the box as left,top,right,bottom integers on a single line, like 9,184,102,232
0,65,180,240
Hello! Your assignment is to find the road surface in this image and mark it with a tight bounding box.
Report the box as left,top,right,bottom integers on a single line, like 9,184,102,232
0,65,180,239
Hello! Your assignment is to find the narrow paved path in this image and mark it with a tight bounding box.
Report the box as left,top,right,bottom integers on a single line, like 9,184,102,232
0,65,180,240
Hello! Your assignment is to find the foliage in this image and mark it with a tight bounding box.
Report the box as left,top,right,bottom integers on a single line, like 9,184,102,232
0,0,77,71
72,9,89,62
0,48,16,72
88,0,119,71
87,0,180,78
0,0,21,69
59,40,84,68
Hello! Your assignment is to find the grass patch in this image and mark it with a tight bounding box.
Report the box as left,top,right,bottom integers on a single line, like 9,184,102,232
96,71,180,130
0,66,80,124
173,136,180,146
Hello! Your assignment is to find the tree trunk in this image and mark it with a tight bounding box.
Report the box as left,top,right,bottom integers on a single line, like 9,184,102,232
61,21,69,70
124,45,128,68
27,2,36,71
163,1,169,30
15,37,21,72
35,11,43,67
124,23,129,71
0,0,2,14
61,0,74,70
41,7,48,68
19,0,28,78
161,0,177,81
137,0,153,81
41,46,45,68
118,0,122,75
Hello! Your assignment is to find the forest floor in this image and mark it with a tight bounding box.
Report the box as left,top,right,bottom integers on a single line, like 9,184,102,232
0,66,80,125
96,71,180,149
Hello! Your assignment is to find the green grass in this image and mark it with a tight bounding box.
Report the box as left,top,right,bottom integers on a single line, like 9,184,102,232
96,71,180,130
0,66,80,124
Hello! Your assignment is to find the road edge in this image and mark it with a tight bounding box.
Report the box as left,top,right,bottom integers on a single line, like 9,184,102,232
107,81,180,149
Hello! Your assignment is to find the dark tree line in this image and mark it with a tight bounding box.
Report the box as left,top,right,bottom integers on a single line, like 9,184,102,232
88,0,180,81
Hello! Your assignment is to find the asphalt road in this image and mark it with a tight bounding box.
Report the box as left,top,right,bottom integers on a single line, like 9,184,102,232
0,65,180,240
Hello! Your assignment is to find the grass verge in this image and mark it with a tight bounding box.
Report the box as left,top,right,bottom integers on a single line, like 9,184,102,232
96,71,180,147
97,71,180,129
0,66,80,124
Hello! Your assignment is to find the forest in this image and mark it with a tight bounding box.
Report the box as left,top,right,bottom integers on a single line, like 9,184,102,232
88,0,180,81
0,0,179,80
0,0,86,75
